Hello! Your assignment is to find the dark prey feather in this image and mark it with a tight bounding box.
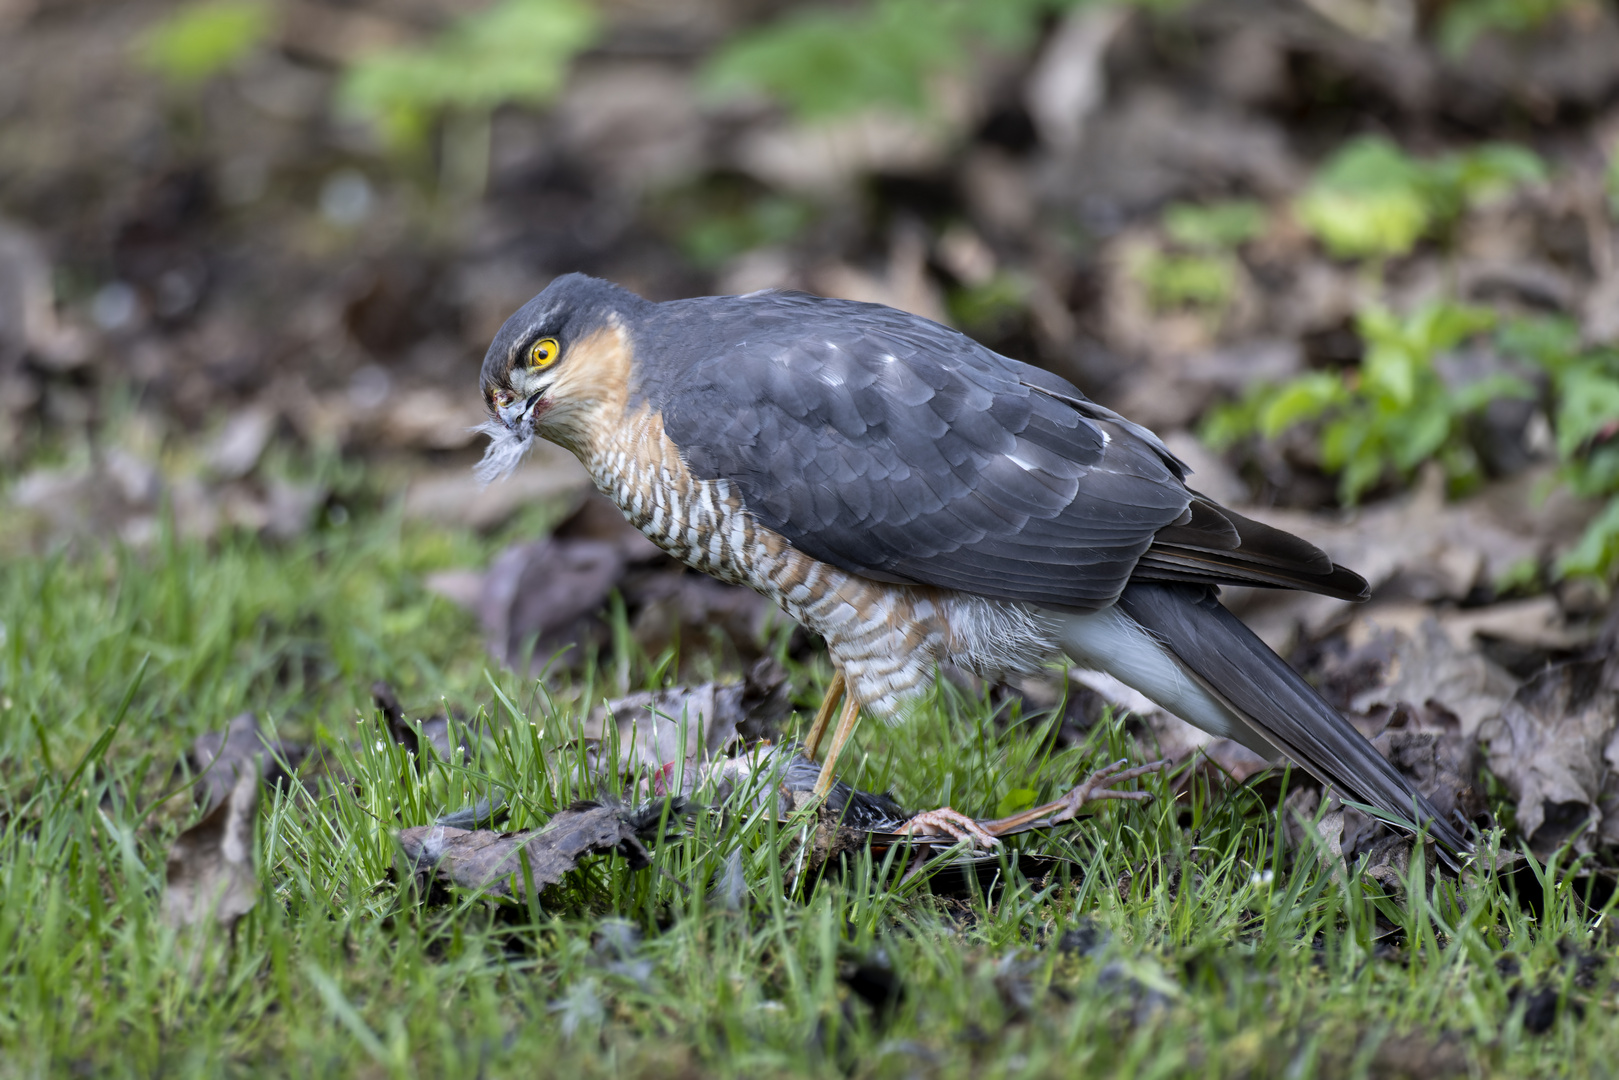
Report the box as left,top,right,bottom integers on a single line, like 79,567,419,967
1117,582,1470,860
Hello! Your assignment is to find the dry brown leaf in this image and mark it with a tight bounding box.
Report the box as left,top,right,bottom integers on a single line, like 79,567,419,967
481,537,628,671
811,226,949,325
163,765,259,931
397,802,671,901
1483,655,1619,856
190,712,304,813
1373,702,1487,826
441,494,771,675
1231,467,1596,652
1344,617,1520,741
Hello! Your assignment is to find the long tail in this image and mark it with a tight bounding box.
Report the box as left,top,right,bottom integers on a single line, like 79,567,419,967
1060,582,1472,862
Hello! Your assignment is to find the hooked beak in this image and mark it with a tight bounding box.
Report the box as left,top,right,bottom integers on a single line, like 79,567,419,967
497,390,547,435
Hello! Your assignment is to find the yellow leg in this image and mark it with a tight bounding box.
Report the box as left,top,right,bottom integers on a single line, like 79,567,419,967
802,670,845,760
813,690,862,798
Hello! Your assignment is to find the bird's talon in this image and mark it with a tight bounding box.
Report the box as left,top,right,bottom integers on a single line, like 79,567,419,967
1052,758,1169,822
901,807,1000,849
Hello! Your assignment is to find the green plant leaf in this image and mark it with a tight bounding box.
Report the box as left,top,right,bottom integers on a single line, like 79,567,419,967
1555,495,1619,579
1444,143,1547,209
1295,137,1543,259
1294,188,1430,260
1498,314,1581,371
1449,374,1535,413
1438,0,1583,59
136,0,271,85
1295,139,1432,261
1412,301,1498,353
995,788,1038,817
1338,446,1388,505
1554,366,1619,458
948,273,1033,334
1363,342,1419,408
1257,374,1345,438
339,0,600,145
1162,201,1267,250
701,0,1067,122
703,0,968,121
1132,251,1238,313
1609,141,1619,220
1200,394,1264,450
1390,403,1452,470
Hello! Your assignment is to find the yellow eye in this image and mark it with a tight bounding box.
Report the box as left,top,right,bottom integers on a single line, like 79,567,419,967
529,337,559,369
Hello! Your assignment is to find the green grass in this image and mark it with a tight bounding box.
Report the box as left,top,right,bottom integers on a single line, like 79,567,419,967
0,506,1613,1077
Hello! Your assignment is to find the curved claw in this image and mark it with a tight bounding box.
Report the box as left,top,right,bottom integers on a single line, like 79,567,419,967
980,758,1171,836
900,807,1001,849
1047,758,1171,824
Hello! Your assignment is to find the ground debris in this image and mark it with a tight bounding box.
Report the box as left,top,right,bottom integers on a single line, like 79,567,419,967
397,799,686,902
1366,1030,1471,1078
726,744,1165,889
1230,468,1598,653
163,765,259,932
188,711,305,812
429,493,774,675
370,680,469,762
1482,648,1619,856
581,658,791,793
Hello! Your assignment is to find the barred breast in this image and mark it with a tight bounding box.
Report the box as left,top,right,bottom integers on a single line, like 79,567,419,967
576,406,1061,717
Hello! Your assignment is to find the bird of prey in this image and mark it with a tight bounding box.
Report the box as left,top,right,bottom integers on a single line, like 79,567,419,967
476,273,1470,858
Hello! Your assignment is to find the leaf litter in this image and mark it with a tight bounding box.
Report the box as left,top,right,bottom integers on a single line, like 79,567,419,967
162,764,259,932
164,668,1166,921
165,578,1619,925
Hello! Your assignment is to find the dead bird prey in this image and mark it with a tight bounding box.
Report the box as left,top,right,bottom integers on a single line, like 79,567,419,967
699,743,1169,849
476,273,1470,858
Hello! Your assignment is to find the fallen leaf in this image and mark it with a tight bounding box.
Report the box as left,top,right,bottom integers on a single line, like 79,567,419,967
0,217,89,370
812,225,949,325
553,61,706,191
1231,466,1597,652
734,110,956,195
623,570,775,666
481,537,627,671
458,494,770,675
1342,616,1521,741
1023,5,1130,152
1372,701,1488,828
1039,85,1300,220
190,712,303,812
1483,653,1619,856
397,800,680,901
163,765,259,931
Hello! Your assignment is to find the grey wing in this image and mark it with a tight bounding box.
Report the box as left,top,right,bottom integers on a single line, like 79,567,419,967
658,295,1366,609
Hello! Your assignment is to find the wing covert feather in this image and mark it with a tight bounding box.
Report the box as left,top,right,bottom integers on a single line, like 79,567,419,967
650,291,1364,608
654,294,1186,610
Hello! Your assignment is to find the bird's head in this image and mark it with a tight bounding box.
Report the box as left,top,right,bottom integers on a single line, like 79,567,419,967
475,273,645,484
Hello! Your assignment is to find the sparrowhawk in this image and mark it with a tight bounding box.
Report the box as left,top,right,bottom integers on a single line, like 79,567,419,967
476,273,1470,858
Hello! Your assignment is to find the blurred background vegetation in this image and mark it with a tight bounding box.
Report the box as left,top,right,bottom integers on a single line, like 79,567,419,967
8,6,1619,1071
5,0,1619,585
